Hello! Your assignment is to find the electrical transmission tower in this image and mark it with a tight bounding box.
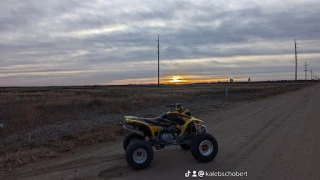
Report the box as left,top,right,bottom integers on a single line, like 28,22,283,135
294,39,298,81
157,34,160,87
303,61,309,81
310,69,313,80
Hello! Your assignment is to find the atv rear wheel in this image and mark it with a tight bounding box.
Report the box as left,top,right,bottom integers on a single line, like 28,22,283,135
190,133,218,162
125,140,153,170
123,133,144,151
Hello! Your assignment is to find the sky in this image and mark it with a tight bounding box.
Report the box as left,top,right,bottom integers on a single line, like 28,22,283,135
0,0,320,86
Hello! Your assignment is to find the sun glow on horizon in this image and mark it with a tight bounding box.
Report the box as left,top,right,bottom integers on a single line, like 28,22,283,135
169,76,188,84
109,75,249,85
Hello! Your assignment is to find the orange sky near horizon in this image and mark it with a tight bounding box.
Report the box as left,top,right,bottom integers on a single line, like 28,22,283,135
108,75,247,85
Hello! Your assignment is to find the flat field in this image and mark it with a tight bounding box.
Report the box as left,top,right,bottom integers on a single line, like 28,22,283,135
0,81,317,172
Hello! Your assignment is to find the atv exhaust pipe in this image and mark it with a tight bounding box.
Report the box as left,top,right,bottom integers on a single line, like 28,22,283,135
122,125,144,136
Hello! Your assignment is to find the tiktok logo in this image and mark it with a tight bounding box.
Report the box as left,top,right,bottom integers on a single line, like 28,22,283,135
185,170,191,177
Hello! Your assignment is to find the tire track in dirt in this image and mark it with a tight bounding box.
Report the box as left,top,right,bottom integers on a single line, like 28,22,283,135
99,165,129,179
256,85,320,180
207,90,309,170
225,105,302,171
1,154,125,180
216,85,316,179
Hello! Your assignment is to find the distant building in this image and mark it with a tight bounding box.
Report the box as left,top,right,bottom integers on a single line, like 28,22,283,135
248,78,251,83
230,79,233,83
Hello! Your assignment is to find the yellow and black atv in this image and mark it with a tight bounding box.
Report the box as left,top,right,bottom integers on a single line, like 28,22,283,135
122,103,218,169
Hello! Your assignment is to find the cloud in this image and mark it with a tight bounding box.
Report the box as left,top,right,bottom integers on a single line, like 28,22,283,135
0,0,320,86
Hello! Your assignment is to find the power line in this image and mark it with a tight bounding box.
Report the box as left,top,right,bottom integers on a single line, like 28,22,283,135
297,41,320,45
162,19,320,42
163,29,320,49
162,37,319,63
103,18,320,47
121,39,319,65
113,32,320,60
163,42,295,55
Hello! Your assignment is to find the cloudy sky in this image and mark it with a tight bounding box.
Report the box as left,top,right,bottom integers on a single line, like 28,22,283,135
0,0,320,86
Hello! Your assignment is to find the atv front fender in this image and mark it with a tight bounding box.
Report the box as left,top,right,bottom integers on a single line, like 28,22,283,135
179,118,204,135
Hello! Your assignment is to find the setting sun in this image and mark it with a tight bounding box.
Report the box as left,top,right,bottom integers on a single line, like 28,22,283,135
171,76,181,83
169,76,188,84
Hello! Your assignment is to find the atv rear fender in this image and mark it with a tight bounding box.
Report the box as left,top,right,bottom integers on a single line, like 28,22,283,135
123,117,162,139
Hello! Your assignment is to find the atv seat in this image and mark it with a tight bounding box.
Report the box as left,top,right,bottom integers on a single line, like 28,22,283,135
131,113,173,127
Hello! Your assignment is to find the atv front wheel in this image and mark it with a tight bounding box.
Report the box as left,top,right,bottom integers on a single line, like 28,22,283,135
123,133,144,151
125,140,153,170
190,133,218,162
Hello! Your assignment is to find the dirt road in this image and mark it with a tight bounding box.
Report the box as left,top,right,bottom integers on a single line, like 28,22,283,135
1,84,320,180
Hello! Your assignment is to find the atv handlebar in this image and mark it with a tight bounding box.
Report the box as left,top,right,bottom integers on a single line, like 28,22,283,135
165,104,175,108
166,103,183,108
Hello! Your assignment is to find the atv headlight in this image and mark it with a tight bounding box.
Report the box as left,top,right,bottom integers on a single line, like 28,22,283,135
197,124,206,133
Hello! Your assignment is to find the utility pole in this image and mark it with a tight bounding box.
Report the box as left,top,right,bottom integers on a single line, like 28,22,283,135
313,72,315,80
295,39,298,81
157,34,160,87
303,61,308,81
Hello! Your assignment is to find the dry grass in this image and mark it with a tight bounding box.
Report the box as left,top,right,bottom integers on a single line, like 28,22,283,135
0,81,317,171
0,82,316,136
0,122,122,171
0,86,197,135
42,122,122,152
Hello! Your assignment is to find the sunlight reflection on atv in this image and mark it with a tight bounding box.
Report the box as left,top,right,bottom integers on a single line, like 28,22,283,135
121,103,218,170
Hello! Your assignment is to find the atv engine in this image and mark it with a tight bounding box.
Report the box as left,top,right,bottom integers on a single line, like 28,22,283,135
161,133,174,143
159,125,180,143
